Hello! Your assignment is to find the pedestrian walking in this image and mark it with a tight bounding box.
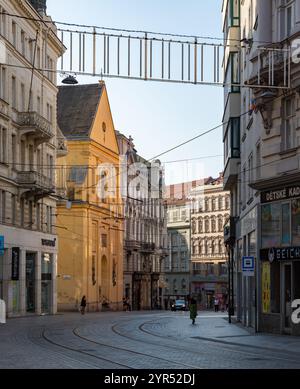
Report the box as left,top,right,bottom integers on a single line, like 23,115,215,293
214,297,219,312
189,297,197,325
80,296,87,315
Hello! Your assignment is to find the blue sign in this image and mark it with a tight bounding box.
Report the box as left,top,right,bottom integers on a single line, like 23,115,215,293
0,236,4,255
242,256,255,276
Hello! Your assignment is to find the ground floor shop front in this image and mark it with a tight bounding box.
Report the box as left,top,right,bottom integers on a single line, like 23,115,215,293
259,249,300,336
191,281,228,310
0,225,57,317
124,272,163,310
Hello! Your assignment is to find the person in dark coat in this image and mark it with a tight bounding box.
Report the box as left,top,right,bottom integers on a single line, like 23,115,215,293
80,296,87,315
189,297,197,325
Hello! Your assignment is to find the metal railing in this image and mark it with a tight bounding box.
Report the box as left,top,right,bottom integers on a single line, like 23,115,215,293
17,112,53,138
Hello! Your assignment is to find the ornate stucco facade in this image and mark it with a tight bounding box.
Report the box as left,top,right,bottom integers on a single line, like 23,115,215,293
117,132,168,310
56,83,123,312
0,0,64,316
190,176,230,309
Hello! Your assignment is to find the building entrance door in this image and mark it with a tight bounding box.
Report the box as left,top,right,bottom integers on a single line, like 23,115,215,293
41,254,52,314
26,253,36,313
282,263,292,334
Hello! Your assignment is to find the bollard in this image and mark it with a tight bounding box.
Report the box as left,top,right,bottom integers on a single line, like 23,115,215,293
0,299,6,324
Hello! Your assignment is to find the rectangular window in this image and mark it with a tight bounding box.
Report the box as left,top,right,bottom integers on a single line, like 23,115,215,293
12,21,16,47
21,30,25,56
21,83,25,112
0,127,7,163
12,134,16,168
0,190,5,223
0,67,6,100
242,165,246,207
20,198,25,227
101,234,107,248
282,97,295,151
36,203,41,230
292,199,300,245
256,143,261,180
29,201,33,229
248,153,253,199
37,96,41,114
12,76,17,109
0,7,7,38
11,194,16,226
36,47,41,69
223,0,240,39
224,117,240,165
261,203,281,248
282,202,291,245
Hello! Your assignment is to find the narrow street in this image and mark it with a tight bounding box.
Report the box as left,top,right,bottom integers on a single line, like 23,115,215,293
1,311,300,369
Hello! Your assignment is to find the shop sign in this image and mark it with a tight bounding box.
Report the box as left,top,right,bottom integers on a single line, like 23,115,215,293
41,239,56,247
260,247,300,262
11,248,20,281
261,185,300,204
262,262,271,314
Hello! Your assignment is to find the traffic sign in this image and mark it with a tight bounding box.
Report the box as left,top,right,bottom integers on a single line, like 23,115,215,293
242,256,255,277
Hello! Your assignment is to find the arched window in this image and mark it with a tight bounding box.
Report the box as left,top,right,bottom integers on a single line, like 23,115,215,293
218,216,223,232
198,218,203,233
192,241,197,255
211,240,215,255
225,195,230,210
218,196,222,210
204,240,208,254
211,217,216,232
192,219,196,233
212,197,216,211
205,198,209,212
173,279,177,292
205,217,210,233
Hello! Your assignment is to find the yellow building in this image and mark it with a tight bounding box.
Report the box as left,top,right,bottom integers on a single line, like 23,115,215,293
56,82,123,311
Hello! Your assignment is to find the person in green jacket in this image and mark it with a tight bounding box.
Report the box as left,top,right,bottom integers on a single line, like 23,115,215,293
189,297,197,325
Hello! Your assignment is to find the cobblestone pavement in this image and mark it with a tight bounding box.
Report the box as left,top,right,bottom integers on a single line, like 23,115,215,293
1,310,300,369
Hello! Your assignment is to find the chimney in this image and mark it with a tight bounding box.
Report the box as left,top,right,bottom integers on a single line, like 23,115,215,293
28,0,47,15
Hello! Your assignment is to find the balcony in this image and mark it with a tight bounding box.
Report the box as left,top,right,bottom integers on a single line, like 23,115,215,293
17,171,55,199
124,239,141,252
246,46,290,90
223,157,240,190
156,247,169,257
223,118,240,190
0,98,9,119
16,112,54,145
140,242,156,254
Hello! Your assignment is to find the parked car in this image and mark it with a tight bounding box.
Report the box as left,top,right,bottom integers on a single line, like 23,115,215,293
171,299,187,311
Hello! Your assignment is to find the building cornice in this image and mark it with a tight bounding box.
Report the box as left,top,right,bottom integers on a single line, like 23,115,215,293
250,171,300,191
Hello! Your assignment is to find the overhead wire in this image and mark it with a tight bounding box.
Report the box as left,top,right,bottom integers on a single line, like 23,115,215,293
0,11,285,46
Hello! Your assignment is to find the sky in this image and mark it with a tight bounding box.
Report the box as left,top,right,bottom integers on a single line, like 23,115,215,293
47,0,224,185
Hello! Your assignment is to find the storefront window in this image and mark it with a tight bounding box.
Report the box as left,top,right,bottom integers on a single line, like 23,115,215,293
41,253,52,314
270,261,280,313
282,203,291,245
292,199,300,245
261,204,281,248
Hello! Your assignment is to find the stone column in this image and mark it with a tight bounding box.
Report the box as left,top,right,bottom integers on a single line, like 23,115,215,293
19,249,26,316
35,252,41,315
